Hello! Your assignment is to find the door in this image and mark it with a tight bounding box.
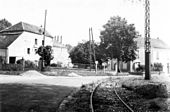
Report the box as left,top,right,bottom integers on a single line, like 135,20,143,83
9,57,16,64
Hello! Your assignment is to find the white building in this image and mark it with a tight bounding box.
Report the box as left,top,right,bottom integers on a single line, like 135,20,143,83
0,22,70,66
51,36,71,67
108,37,170,74
136,37,170,73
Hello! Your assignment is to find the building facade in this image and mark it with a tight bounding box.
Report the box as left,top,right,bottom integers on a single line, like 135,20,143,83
108,37,170,74
0,22,70,66
136,37,170,73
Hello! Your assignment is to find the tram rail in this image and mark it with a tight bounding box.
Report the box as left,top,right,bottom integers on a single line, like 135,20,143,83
90,79,134,112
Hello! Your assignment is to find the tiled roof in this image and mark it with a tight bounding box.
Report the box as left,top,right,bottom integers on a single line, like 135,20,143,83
0,33,22,49
136,37,170,49
0,22,54,49
0,22,53,38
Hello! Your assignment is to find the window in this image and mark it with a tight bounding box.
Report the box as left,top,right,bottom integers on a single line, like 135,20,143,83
27,48,30,54
35,39,38,45
35,49,37,54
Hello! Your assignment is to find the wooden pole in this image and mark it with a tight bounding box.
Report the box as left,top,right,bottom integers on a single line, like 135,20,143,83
41,10,47,71
90,27,96,62
89,28,92,71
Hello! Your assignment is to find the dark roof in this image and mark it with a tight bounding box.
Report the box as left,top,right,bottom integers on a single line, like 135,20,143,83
0,33,22,49
0,22,54,49
0,22,53,38
136,37,170,49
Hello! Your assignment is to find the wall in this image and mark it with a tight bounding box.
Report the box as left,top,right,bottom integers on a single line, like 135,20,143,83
137,47,170,73
8,32,53,63
51,46,70,67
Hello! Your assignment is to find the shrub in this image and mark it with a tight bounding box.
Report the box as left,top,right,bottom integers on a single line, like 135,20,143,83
16,59,23,64
136,64,145,72
50,63,58,67
24,60,38,70
152,63,163,71
50,62,62,67
1,64,23,71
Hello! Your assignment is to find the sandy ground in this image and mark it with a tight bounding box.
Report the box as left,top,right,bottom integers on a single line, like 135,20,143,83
0,70,170,88
0,74,110,87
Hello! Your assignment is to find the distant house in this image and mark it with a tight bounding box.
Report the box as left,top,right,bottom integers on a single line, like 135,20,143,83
51,36,71,67
108,37,170,73
0,22,70,66
136,37,170,73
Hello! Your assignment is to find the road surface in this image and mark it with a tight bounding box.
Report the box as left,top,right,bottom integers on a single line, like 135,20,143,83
0,75,110,87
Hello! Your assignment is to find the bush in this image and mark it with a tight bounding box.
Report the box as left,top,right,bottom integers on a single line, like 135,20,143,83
152,63,163,71
50,62,62,67
16,59,23,64
24,60,38,70
136,64,145,72
1,64,23,71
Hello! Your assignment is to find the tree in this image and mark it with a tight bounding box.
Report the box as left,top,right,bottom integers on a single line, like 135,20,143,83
36,45,54,66
0,19,12,31
100,16,139,73
69,41,91,64
65,44,73,53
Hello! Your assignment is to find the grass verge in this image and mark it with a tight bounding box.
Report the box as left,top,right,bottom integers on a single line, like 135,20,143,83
0,83,76,112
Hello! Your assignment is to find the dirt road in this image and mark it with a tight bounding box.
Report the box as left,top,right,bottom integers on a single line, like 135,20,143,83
0,75,110,87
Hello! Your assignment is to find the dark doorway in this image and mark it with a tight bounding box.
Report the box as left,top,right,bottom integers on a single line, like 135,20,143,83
9,57,16,64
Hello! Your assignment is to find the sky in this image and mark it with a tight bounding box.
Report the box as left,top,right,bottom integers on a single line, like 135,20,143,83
0,0,170,46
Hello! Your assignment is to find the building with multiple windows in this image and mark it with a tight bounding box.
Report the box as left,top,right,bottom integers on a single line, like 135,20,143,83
136,37,170,73
108,37,170,74
0,22,70,66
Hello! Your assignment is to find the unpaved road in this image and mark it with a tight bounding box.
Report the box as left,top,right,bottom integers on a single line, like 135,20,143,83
1,71,170,88
0,75,110,87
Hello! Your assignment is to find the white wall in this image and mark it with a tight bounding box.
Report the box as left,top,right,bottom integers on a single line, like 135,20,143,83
138,47,145,65
152,48,170,73
51,46,70,66
8,32,53,63
138,47,170,73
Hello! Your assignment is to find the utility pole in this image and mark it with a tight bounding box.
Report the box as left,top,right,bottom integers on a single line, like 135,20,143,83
90,27,96,62
144,0,151,80
90,27,97,73
89,28,92,71
41,10,47,71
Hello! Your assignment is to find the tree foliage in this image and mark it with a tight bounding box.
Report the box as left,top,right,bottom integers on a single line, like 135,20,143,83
69,40,101,64
36,45,54,66
69,41,90,64
65,44,73,53
0,19,12,31
100,16,139,72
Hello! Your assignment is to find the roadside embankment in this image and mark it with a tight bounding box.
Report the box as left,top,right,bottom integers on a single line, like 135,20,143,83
121,74,170,111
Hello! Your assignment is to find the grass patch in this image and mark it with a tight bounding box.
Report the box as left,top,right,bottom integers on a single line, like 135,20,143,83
42,68,113,76
0,83,76,112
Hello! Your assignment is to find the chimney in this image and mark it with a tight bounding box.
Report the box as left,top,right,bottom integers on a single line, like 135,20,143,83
60,36,62,44
57,36,59,42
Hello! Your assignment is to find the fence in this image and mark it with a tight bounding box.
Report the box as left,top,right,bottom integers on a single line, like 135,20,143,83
0,63,23,71
71,63,105,70
0,60,39,71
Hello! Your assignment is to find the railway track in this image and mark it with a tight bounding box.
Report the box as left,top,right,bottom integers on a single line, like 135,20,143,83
58,78,148,112
90,79,134,112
